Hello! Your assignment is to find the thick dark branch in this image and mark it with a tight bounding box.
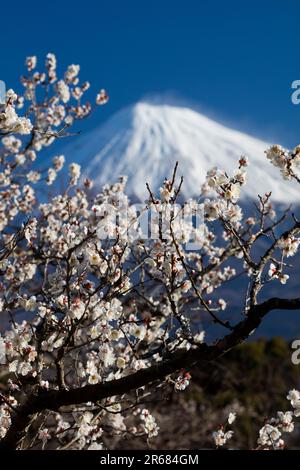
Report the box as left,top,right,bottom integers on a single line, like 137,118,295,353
1,296,300,450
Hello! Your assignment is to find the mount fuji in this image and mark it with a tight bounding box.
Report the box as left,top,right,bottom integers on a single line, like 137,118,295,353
64,99,299,205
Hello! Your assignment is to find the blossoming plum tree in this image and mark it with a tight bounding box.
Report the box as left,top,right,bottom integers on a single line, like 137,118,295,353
0,55,300,450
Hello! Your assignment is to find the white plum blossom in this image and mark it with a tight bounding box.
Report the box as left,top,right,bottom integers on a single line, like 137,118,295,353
24,296,37,311
140,409,159,438
25,56,37,72
27,171,41,183
268,263,289,284
228,412,236,425
287,389,300,403
69,162,81,184
266,144,300,181
212,429,234,447
277,237,300,258
287,389,300,417
53,155,65,171
257,424,282,447
65,64,80,84
276,412,294,433
0,99,32,135
96,89,109,105
218,299,227,310
174,372,191,391
24,218,37,244
56,80,70,103
47,168,57,185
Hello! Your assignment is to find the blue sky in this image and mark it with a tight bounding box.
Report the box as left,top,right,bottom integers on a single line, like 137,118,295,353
1,0,300,145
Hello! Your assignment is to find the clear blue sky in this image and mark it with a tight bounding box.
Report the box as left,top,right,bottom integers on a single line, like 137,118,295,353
1,0,300,145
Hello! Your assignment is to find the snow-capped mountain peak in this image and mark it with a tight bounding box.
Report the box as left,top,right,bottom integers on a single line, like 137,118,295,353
64,100,299,203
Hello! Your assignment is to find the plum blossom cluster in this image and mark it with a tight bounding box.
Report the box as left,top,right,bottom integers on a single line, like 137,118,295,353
266,144,300,182
201,156,248,225
213,392,300,451
1,56,300,450
267,235,300,285
277,236,300,258
140,409,159,438
268,263,289,284
256,390,300,449
0,89,32,135
0,54,107,234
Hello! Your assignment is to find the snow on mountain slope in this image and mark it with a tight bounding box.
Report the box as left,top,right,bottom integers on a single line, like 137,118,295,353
64,100,300,203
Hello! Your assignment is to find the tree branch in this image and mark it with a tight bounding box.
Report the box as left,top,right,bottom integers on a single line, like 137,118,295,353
1,296,300,450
